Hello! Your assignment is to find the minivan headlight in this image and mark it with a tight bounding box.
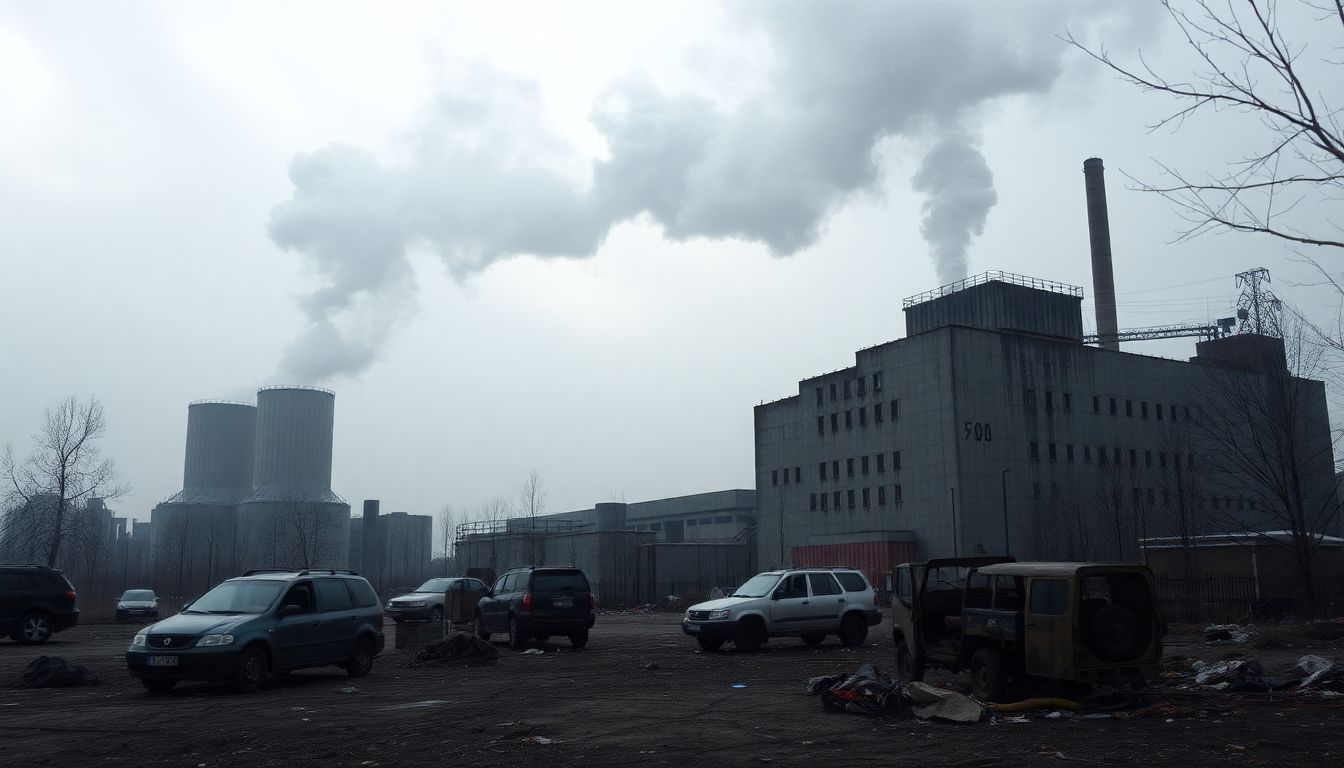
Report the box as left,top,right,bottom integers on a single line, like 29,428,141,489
198,633,235,647
708,609,730,621
131,633,147,648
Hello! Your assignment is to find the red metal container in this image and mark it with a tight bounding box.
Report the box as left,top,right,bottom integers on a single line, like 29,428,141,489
791,540,916,592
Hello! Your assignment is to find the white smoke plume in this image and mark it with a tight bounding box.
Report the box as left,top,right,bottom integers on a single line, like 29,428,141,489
268,1,1148,381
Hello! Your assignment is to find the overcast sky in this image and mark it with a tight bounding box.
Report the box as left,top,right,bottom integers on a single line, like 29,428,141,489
2,1,1338,539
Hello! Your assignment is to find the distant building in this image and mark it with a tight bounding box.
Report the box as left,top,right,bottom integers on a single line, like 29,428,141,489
350,511,432,594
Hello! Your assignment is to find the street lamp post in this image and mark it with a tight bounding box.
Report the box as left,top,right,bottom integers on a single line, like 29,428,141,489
1001,468,1011,557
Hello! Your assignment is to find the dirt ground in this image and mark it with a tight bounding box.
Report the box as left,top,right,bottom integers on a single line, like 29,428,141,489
1,615,1341,767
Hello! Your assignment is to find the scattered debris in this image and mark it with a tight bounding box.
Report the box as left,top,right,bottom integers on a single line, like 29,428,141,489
811,665,901,716
984,698,1081,713
17,657,99,688
904,682,983,723
644,662,659,671
520,648,545,656
1296,655,1344,691
1193,659,1263,686
1205,624,1251,645
338,686,360,695
731,682,748,689
413,632,498,666
525,736,554,745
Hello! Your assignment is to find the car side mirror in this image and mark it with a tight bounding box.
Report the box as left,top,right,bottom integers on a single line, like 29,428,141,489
278,604,304,619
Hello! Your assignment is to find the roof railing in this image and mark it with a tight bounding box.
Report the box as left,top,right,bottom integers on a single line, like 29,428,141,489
902,270,1085,308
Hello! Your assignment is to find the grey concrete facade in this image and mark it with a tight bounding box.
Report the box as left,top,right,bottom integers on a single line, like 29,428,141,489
541,489,756,544
755,276,1336,572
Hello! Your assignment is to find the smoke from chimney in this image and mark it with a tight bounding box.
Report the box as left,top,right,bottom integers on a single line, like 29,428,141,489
1083,157,1119,351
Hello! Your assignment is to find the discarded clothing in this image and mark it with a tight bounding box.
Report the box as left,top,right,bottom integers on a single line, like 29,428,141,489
904,681,984,723
809,664,902,716
18,656,99,688
413,632,498,665
1193,659,1263,686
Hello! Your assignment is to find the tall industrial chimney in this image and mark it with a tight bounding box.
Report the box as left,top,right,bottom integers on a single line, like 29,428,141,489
1083,158,1120,351
362,499,381,591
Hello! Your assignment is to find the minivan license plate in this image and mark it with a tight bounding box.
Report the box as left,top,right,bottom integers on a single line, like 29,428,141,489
147,656,178,667
553,597,573,608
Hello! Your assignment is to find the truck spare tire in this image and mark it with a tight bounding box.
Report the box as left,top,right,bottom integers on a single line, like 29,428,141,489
1087,604,1140,661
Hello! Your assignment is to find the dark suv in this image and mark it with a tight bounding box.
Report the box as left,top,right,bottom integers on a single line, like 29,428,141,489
0,564,80,644
125,569,385,694
474,566,594,650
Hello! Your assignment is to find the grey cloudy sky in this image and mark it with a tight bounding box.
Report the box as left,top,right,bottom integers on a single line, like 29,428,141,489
2,1,1338,535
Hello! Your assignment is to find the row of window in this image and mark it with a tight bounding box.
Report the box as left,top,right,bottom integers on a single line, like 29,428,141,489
817,400,901,434
816,372,884,405
818,452,903,481
1024,388,1199,424
809,484,904,511
1029,480,1264,512
1027,442,1196,470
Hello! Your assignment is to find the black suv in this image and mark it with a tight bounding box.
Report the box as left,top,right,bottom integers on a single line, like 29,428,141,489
0,564,80,644
125,569,385,694
474,566,594,650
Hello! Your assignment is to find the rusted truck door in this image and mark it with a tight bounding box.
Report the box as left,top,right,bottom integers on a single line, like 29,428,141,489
1023,577,1073,679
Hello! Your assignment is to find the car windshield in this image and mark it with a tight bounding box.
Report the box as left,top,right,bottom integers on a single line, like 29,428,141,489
414,578,456,593
730,573,782,598
121,590,155,601
186,580,285,614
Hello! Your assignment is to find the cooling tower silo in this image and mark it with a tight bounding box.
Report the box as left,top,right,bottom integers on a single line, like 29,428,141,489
175,401,257,503
236,386,350,571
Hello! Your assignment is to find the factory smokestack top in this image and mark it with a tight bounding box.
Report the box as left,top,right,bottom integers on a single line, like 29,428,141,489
1084,158,1120,351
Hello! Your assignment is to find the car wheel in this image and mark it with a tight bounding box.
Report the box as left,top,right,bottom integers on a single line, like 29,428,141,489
347,636,374,678
17,612,53,644
735,618,765,652
802,634,824,648
971,648,1007,702
838,614,867,647
568,630,589,649
697,637,725,652
233,646,268,693
141,678,176,695
428,606,444,624
895,639,923,683
474,613,491,641
508,617,527,650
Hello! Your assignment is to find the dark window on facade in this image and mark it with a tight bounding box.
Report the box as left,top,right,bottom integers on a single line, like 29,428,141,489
1048,443,1057,462
874,402,883,422
1033,482,1042,499
1156,403,1163,421
1023,388,1037,407
795,467,801,483
890,399,899,419
1145,450,1152,468
1093,395,1101,414
832,460,840,478
1045,391,1054,411
873,372,883,392
809,494,817,511
830,383,837,401
783,469,789,485
857,377,866,396
1063,393,1072,412
861,456,870,475
1029,442,1040,460
844,380,851,399
1174,454,1182,470
859,407,867,427
1098,445,1107,465
1126,399,1133,417
817,416,825,435
1109,397,1117,415
833,491,842,509
821,493,829,511
845,410,853,429
815,387,823,405
1184,405,1191,420
877,453,886,473
830,413,838,431
820,462,827,481
1141,401,1149,419
847,490,855,509
1159,452,1167,468
1170,404,1178,422
1066,444,1075,462
878,486,887,505
893,484,903,503
1113,447,1121,465
771,470,778,486
1084,445,1092,463
862,488,870,507
893,451,902,470
1129,448,1137,466
1030,579,1068,616
847,458,855,477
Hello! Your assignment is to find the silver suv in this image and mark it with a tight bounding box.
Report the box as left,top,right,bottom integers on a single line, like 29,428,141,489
681,568,882,652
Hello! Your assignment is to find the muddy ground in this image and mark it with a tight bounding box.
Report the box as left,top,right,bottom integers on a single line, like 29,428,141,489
1,615,1341,767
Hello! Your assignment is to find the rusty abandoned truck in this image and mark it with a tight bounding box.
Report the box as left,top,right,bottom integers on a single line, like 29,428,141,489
891,557,1165,701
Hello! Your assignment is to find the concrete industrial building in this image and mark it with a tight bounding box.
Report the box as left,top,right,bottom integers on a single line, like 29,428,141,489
755,275,1336,586
151,387,350,597
350,509,433,593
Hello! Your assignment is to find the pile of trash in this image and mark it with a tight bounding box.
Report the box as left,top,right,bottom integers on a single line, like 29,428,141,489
412,632,498,666
1204,623,1252,645
807,665,992,722
1184,655,1344,693
16,656,99,688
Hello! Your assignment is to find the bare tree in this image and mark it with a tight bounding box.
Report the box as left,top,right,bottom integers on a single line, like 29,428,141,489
1191,317,1340,610
437,505,456,576
520,470,547,566
1068,1,1344,250
1,396,126,566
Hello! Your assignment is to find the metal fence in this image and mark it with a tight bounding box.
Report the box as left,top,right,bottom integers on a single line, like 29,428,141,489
1155,575,1344,623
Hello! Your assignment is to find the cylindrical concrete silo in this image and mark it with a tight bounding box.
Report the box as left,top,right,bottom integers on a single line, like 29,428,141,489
179,401,257,503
